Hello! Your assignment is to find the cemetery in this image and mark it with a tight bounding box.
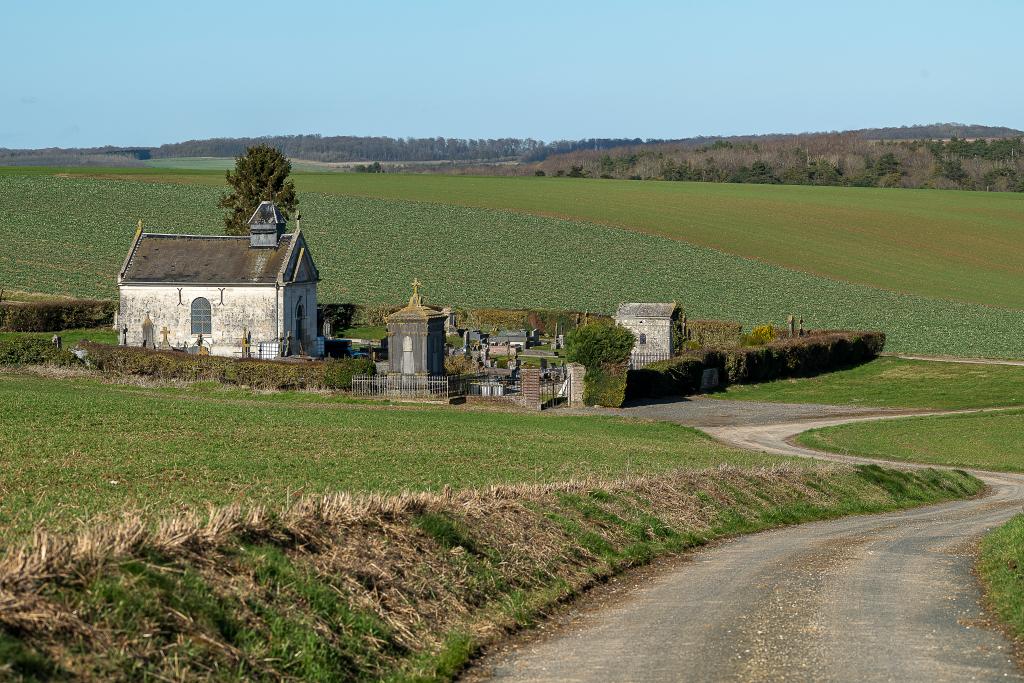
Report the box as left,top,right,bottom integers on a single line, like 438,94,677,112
0,205,888,410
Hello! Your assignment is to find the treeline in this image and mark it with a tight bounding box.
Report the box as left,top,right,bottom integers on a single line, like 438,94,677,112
152,135,544,162
529,134,1024,192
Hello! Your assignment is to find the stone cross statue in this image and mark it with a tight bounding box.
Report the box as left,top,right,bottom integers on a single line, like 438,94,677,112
159,326,171,349
121,325,128,346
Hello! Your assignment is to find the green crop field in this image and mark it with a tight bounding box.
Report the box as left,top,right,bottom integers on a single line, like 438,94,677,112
799,409,1024,473
0,371,796,540
715,357,1024,410
18,167,1024,310
3,172,1024,357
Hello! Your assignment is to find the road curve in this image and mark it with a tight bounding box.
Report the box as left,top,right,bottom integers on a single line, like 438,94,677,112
474,400,1024,682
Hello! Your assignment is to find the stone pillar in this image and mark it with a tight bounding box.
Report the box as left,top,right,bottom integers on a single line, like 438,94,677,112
567,363,586,406
520,367,542,411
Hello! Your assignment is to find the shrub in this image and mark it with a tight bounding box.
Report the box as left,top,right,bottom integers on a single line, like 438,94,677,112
582,368,629,407
743,324,777,347
444,354,478,376
323,357,376,389
625,354,707,400
564,320,634,369
685,320,743,349
0,299,116,332
625,331,884,400
77,342,341,391
565,320,635,407
0,338,80,366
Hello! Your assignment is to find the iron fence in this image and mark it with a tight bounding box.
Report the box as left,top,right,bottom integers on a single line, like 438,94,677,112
628,352,672,369
351,373,477,399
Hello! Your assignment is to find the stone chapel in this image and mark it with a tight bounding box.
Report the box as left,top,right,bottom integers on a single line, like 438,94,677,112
117,201,320,357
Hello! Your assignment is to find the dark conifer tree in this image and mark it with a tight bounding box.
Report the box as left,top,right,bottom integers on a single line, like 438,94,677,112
220,145,298,235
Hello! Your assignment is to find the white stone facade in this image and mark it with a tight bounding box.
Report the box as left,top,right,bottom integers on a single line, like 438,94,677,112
614,303,676,357
118,282,318,357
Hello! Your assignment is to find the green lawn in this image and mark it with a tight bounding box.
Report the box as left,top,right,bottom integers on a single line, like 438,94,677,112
799,409,1024,472
0,372,795,538
714,357,1024,410
0,327,117,346
11,167,1022,310
4,173,1024,358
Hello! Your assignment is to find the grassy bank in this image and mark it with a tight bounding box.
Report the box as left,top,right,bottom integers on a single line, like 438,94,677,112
0,463,981,681
0,328,117,346
979,515,1024,650
714,357,1024,410
799,409,1024,472
3,174,1023,357
0,371,795,539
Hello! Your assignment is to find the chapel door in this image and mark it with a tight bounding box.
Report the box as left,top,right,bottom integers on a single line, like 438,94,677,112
294,303,304,354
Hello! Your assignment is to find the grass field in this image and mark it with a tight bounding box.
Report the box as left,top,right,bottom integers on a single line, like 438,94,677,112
4,172,1023,357
0,327,117,346
799,409,1024,472
0,371,798,539
11,167,1022,310
714,357,1024,410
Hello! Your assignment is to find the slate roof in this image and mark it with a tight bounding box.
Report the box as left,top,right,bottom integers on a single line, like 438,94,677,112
615,303,676,319
120,233,295,284
249,201,286,225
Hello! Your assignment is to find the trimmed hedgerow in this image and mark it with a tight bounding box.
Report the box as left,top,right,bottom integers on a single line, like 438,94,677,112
0,338,80,366
77,342,375,391
0,300,116,332
622,331,885,404
564,320,635,407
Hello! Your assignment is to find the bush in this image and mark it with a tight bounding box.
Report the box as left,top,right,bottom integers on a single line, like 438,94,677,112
564,320,634,368
625,331,885,400
625,354,707,400
76,342,371,391
323,357,376,389
582,368,629,407
0,338,80,366
564,320,635,407
685,320,743,349
444,354,478,376
743,324,777,347
0,299,116,332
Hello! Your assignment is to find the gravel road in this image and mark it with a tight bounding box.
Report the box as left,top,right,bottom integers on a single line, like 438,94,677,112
473,398,1024,682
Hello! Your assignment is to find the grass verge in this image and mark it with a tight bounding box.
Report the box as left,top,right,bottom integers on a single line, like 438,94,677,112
798,409,1024,472
713,357,1024,410
0,464,981,681
979,515,1024,651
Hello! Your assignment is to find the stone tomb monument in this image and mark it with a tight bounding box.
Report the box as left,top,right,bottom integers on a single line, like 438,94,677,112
386,280,446,375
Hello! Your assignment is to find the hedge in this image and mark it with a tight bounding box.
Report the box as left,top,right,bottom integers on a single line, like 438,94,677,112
622,331,885,405
0,338,81,366
0,299,116,332
684,319,743,349
77,343,375,391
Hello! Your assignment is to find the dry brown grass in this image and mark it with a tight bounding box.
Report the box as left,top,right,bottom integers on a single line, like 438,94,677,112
0,462,972,680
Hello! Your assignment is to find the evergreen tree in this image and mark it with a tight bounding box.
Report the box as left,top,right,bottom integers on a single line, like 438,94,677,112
220,145,298,235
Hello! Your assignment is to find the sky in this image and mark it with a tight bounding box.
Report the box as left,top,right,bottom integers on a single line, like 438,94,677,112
3,0,1023,148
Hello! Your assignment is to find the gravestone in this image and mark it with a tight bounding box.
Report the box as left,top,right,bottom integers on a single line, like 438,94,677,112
141,313,155,348
787,315,796,338
701,368,720,391
159,326,171,350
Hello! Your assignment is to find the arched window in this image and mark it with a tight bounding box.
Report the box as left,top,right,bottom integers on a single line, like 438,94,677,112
190,297,212,335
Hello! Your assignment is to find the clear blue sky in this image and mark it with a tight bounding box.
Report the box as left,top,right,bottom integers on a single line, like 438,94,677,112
4,0,1022,148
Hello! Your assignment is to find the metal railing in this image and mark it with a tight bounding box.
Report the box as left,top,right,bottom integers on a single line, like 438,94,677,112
628,352,672,369
351,373,477,399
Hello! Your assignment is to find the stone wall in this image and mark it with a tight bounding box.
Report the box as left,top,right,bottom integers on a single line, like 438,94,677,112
615,315,674,356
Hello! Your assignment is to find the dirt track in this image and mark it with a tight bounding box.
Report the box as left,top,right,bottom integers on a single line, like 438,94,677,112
472,398,1024,682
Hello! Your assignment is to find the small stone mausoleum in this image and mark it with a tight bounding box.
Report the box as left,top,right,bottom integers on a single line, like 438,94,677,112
614,302,676,359
386,280,446,375
117,201,320,358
